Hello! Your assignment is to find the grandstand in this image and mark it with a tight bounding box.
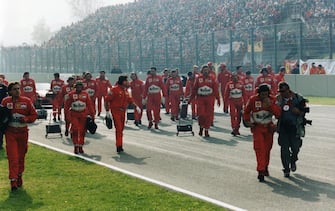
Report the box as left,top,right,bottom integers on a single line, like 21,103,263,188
1,0,335,74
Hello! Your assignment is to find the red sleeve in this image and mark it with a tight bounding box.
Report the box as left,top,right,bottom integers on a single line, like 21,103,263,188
243,96,254,122
143,78,149,99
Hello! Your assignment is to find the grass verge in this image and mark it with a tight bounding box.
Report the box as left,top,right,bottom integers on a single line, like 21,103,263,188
305,96,335,105
0,144,225,210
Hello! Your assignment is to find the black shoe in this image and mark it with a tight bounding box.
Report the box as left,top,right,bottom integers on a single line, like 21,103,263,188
65,130,69,137
17,175,23,187
171,116,175,121
205,130,210,137
264,168,269,176
139,120,142,125
154,123,159,129
53,117,56,122
58,116,61,121
291,161,297,172
283,169,290,177
135,120,139,126
258,175,265,182
11,180,18,191
165,112,170,115
199,128,203,136
97,112,101,116
117,146,124,153
148,122,153,129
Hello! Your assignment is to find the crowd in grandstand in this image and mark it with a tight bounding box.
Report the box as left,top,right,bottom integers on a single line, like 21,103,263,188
46,0,335,48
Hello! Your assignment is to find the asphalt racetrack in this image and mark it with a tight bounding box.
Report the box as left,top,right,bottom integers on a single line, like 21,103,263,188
29,105,335,211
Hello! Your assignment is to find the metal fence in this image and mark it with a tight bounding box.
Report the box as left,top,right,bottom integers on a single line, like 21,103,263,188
1,19,334,74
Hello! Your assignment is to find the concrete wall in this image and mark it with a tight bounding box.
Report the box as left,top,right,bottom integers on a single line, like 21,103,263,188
3,73,335,97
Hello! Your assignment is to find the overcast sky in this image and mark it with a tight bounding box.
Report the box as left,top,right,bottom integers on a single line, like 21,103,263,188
0,0,133,46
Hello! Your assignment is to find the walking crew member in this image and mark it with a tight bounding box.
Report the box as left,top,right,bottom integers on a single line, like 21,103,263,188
255,68,276,95
217,63,231,113
50,72,64,121
243,70,255,105
243,84,281,182
64,81,95,154
105,75,140,153
165,69,184,121
1,82,38,191
58,77,75,136
83,72,99,114
224,72,245,136
96,70,113,116
276,82,307,177
129,72,144,126
143,67,167,129
184,71,197,119
20,72,37,104
190,65,220,137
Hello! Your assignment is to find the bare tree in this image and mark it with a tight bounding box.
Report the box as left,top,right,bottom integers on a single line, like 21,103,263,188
31,18,53,45
67,0,104,19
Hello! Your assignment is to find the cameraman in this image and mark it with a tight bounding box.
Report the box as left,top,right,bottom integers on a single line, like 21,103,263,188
276,82,308,177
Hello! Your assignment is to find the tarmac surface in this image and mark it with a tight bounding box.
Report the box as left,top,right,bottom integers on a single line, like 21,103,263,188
28,105,335,211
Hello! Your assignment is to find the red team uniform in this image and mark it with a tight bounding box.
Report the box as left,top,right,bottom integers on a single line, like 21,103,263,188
65,83,95,154
255,68,276,94
191,66,220,137
217,64,232,113
243,85,281,182
224,75,245,135
50,77,64,120
105,83,134,152
95,74,112,116
243,72,255,105
165,72,184,120
143,67,167,129
83,74,99,114
58,78,75,135
20,76,36,103
184,72,197,119
129,73,145,125
1,92,38,190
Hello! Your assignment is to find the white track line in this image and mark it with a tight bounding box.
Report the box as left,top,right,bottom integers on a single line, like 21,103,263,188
29,140,247,211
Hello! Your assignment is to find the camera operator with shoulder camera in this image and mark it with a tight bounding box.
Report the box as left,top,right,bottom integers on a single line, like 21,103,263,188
276,82,311,178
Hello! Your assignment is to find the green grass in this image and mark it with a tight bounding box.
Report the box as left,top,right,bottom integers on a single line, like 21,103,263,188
305,96,335,105
0,145,225,210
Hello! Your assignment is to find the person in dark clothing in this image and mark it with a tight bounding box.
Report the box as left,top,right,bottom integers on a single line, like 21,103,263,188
276,81,308,177
0,78,8,149
291,64,300,74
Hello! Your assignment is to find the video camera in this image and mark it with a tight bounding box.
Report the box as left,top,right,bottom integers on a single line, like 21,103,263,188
300,97,312,125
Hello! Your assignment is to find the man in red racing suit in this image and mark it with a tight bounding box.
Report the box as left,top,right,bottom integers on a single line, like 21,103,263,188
64,81,95,154
165,69,184,121
129,72,144,126
105,75,139,153
20,72,37,104
1,82,38,191
243,84,281,182
190,65,220,137
96,71,113,116
50,72,64,121
224,73,245,136
57,77,75,136
143,67,167,129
